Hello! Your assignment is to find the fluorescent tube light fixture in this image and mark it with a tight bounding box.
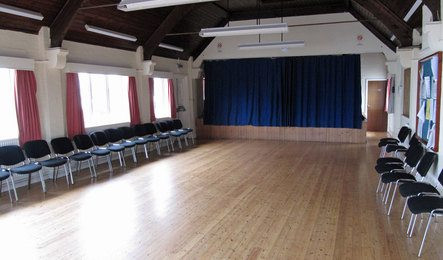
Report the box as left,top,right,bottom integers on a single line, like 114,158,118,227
238,41,305,50
0,4,44,20
118,0,217,11
85,24,137,42
159,43,184,52
200,23,288,37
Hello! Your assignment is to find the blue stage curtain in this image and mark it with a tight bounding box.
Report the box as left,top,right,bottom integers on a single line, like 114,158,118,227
203,55,362,129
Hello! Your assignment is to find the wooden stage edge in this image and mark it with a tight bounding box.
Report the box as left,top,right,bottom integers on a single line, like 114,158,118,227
196,119,367,144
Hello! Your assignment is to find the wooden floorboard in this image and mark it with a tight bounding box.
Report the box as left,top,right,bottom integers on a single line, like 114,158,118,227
0,135,442,259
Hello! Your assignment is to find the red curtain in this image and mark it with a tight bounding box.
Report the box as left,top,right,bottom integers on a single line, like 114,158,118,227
168,79,177,118
148,77,156,122
128,76,141,126
14,70,42,146
66,73,85,139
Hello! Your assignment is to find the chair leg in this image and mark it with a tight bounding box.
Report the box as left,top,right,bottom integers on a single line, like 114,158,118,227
184,135,189,146
63,165,70,186
28,174,31,189
107,155,113,174
68,162,74,184
38,170,46,193
384,183,392,204
10,174,18,201
117,152,123,167
5,178,12,203
90,158,97,178
192,135,195,145
144,144,149,159
132,147,137,163
121,152,127,167
170,138,174,152
376,178,382,193
178,137,182,149
401,197,409,219
87,160,93,178
409,214,418,237
418,213,434,257
387,182,398,215
407,213,415,235
156,142,161,155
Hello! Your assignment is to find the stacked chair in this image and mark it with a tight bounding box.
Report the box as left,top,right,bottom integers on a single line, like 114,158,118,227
0,119,194,201
378,126,411,157
374,127,443,257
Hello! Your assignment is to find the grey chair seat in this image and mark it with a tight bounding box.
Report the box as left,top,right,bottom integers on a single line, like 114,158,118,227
40,157,68,168
70,152,92,161
0,169,10,181
91,148,110,156
10,163,42,174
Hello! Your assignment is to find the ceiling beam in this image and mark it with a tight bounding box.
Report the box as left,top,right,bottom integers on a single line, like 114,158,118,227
352,0,413,47
422,0,441,21
50,0,85,47
348,6,397,52
230,3,346,21
191,17,229,60
143,5,195,60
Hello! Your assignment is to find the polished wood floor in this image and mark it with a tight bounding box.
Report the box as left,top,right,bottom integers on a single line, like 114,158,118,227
0,135,442,259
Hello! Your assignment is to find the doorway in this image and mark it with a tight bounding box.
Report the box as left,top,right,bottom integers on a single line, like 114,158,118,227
367,80,388,132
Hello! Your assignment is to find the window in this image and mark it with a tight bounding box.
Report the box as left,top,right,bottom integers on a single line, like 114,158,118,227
153,77,171,118
78,73,130,128
0,68,19,141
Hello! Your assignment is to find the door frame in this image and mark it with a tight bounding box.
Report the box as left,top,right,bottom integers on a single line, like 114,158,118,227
364,78,387,119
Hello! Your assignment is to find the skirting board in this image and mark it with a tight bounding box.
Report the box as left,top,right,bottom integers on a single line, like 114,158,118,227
196,119,367,144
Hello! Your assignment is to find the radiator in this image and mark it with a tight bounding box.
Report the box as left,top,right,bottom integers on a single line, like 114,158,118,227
0,138,19,147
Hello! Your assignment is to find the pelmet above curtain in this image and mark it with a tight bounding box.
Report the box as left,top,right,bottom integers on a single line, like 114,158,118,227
203,55,362,129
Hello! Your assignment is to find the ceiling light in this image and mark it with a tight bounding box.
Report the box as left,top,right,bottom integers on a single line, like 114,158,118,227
118,0,217,11
85,24,137,42
200,23,288,37
238,41,305,50
159,43,184,52
0,4,43,20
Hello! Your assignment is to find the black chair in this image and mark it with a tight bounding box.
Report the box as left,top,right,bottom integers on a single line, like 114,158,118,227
382,151,436,215
378,126,411,156
51,137,97,183
23,140,70,188
399,169,443,219
90,131,126,167
0,168,16,202
154,122,173,152
375,143,424,204
164,120,184,150
104,128,137,163
133,123,161,155
73,134,113,174
173,119,194,145
118,126,150,159
377,134,420,165
0,145,43,196
406,194,443,257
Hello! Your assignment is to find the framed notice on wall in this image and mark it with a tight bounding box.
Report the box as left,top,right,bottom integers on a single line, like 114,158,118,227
416,52,442,152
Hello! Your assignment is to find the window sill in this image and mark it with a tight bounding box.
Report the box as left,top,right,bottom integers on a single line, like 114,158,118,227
85,122,130,133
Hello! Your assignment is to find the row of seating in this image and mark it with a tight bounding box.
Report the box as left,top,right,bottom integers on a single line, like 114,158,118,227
0,119,194,202
375,127,443,257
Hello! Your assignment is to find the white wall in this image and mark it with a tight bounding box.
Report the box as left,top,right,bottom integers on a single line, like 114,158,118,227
194,13,395,66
